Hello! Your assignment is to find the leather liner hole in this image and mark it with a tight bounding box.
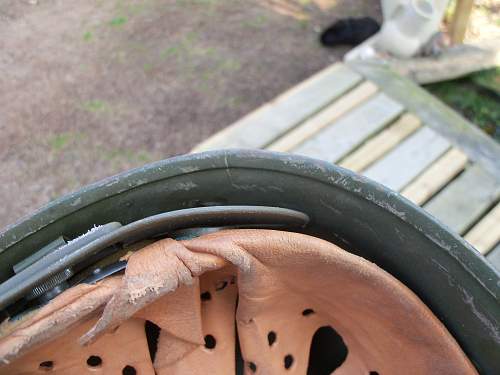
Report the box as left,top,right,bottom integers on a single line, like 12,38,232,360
122,365,137,375
201,291,212,301
267,331,277,346
204,334,217,349
86,356,102,368
248,362,257,372
307,326,348,375
302,308,315,316
145,320,161,362
369,372,380,375
284,354,294,369
38,361,54,371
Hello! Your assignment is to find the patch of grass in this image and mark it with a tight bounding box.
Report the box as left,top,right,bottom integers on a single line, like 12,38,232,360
426,71,500,141
109,16,128,27
159,32,199,62
48,134,72,151
47,132,84,152
471,67,500,95
160,45,180,59
83,31,93,42
81,99,110,113
159,32,240,73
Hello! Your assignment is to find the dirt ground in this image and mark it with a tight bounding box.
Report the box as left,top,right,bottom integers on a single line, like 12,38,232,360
0,0,381,229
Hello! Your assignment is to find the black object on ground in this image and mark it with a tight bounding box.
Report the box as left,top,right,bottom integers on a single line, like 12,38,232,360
320,17,380,47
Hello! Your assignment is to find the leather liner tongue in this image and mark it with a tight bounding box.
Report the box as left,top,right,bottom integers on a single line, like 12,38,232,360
0,229,477,374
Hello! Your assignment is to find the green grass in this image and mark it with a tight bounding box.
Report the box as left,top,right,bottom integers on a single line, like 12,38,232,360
160,46,180,59
426,69,500,142
80,99,110,113
83,31,93,42
109,16,128,27
154,32,240,82
48,134,72,151
471,67,500,95
47,132,85,152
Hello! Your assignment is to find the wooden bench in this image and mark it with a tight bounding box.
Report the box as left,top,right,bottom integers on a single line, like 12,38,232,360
192,62,500,270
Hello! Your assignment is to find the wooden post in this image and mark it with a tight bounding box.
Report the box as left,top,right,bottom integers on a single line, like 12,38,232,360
449,0,474,44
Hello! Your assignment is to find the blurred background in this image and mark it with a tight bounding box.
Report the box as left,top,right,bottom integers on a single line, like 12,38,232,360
0,0,498,229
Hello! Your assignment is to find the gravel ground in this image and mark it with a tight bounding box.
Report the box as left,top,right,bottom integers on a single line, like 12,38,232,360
0,0,381,229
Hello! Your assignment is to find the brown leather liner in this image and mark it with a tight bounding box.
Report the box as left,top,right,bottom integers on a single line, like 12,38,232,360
0,229,477,374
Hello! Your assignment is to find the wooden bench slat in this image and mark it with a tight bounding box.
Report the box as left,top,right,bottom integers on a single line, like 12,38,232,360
339,113,421,172
486,243,500,272
464,203,500,255
191,63,362,152
424,164,500,235
267,81,378,152
401,148,468,206
293,93,404,161
350,62,500,179
363,127,450,192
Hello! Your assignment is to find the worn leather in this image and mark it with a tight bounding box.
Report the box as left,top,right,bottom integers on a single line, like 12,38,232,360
0,229,477,374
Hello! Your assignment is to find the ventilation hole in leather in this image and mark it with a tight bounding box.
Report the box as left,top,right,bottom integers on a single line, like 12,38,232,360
201,291,212,301
145,320,161,362
38,361,54,371
215,280,228,291
307,326,348,375
204,334,217,349
267,331,277,346
302,308,315,316
86,356,102,368
284,354,294,369
122,365,137,375
248,362,257,372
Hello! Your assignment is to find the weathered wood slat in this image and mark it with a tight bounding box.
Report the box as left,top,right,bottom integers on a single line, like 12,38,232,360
424,164,500,235
339,113,421,172
363,127,450,192
293,93,404,161
464,203,500,255
192,63,362,152
450,0,474,44
267,81,378,152
486,243,500,272
401,148,468,206
350,62,500,180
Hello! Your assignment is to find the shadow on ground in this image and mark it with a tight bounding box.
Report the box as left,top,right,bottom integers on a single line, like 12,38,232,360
0,0,381,229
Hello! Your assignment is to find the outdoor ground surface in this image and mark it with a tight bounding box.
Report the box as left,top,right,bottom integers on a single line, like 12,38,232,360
428,0,500,143
426,68,500,142
0,0,381,229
